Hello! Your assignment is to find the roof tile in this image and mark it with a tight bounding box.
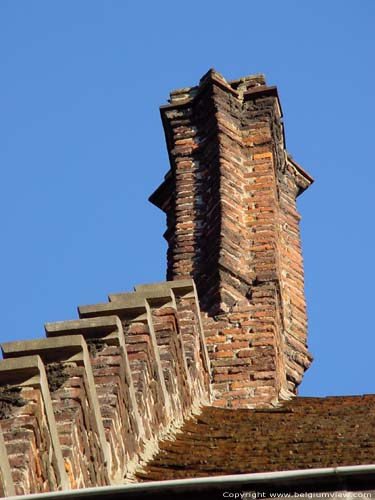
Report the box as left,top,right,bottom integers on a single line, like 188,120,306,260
138,396,375,481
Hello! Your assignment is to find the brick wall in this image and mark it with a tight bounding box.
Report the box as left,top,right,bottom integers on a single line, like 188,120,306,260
0,280,210,495
151,69,313,407
0,356,68,495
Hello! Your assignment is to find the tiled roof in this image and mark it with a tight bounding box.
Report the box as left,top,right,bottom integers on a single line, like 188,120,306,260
138,396,375,481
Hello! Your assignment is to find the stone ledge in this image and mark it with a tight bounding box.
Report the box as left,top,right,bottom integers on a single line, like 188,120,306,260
78,297,147,320
1,336,86,362
45,316,122,338
135,279,195,298
0,354,44,384
109,290,173,308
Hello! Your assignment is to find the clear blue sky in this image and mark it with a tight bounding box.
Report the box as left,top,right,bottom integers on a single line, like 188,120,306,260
0,1,374,397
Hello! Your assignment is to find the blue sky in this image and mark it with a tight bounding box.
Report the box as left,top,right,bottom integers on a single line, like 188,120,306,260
0,1,374,397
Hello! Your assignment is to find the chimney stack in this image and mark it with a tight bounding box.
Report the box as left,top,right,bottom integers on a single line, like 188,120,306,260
150,70,313,407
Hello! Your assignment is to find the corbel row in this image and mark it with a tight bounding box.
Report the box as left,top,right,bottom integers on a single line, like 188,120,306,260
0,279,210,497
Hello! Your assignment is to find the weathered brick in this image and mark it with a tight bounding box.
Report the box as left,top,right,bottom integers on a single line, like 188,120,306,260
151,69,313,408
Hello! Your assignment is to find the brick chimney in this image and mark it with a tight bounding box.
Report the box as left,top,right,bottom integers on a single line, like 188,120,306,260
150,69,314,407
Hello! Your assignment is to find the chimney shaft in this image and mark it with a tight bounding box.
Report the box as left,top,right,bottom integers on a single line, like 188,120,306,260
150,70,313,407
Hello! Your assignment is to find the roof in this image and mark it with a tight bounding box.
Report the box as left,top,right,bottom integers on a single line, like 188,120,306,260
138,395,375,481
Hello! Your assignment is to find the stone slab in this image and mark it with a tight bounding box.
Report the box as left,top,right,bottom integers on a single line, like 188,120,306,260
108,289,173,307
135,279,195,297
45,316,121,338
1,336,85,362
78,297,147,320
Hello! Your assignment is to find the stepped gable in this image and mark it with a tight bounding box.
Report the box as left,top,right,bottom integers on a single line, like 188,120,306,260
0,279,210,496
138,396,375,481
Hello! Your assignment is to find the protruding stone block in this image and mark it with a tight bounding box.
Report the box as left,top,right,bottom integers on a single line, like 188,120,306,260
137,279,211,387
109,289,173,308
0,355,69,494
1,337,110,489
78,298,148,321
135,279,195,299
45,316,144,482
45,316,121,338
